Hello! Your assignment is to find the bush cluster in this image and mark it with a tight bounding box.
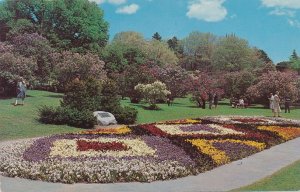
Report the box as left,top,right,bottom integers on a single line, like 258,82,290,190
38,78,138,128
38,106,95,128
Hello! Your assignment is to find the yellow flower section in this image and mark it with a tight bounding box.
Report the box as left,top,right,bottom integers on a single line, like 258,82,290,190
187,139,230,165
257,126,300,140
217,139,266,151
157,119,201,124
80,126,131,135
185,119,202,123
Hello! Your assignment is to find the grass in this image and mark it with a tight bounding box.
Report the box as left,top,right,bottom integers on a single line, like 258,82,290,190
121,97,300,124
233,160,300,191
0,90,79,141
1,90,300,141
0,90,300,190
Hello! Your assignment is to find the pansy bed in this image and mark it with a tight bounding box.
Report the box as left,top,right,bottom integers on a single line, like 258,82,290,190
1,116,300,184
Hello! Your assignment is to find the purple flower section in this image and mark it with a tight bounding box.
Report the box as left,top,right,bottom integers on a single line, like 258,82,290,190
142,136,195,166
180,124,222,133
212,141,258,160
23,134,195,167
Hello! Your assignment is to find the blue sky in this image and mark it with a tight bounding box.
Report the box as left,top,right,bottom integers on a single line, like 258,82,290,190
94,0,300,64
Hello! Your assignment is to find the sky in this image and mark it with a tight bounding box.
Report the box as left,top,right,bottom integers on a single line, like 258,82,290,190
92,0,300,64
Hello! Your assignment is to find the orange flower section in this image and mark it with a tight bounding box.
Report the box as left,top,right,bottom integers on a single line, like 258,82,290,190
257,126,300,140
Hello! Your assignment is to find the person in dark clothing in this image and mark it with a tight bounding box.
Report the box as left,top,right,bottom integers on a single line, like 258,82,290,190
284,96,291,113
213,93,218,109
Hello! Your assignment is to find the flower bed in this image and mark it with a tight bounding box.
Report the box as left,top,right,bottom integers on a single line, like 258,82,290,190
1,116,300,183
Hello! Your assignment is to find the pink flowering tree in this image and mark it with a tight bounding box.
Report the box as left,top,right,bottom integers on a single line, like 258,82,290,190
247,71,299,105
188,71,223,108
50,51,106,90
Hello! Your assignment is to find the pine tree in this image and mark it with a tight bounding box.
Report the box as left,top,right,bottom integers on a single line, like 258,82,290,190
152,32,162,41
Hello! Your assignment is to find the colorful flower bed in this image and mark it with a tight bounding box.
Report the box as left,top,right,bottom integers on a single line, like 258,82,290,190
0,116,300,184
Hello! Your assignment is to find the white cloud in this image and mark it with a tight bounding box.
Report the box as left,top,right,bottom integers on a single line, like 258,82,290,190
116,4,139,14
186,0,227,22
90,0,126,5
288,19,300,28
261,0,300,9
269,9,295,17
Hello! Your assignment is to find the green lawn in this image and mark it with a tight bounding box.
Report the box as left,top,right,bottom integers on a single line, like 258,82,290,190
1,90,300,141
0,90,79,141
121,96,300,124
1,90,300,191
233,160,300,191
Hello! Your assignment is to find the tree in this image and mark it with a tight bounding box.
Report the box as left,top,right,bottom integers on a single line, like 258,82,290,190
167,36,183,57
102,43,146,74
0,0,109,52
114,65,154,103
247,71,299,105
212,34,257,72
289,50,300,75
188,71,223,108
0,43,37,96
135,81,171,109
152,32,162,41
222,71,255,98
181,32,216,71
146,65,189,98
11,33,54,82
256,49,272,64
145,40,179,66
50,51,106,90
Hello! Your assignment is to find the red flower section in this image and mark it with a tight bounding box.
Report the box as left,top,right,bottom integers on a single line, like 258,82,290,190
232,118,267,123
140,124,168,137
77,140,128,152
222,124,274,141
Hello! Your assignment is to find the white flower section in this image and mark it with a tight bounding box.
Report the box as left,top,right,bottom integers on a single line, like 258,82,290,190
261,0,300,9
116,4,139,14
187,0,227,22
155,124,244,136
50,138,156,158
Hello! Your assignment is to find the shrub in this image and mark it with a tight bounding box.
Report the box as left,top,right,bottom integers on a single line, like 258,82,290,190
113,106,138,125
38,106,95,128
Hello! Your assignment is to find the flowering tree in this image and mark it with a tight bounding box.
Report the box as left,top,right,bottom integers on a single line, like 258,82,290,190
146,65,189,98
188,71,223,108
247,71,299,105
135,81,171,109
11,33,54,82
50,51,106,90
112,65,154,102
0,46,37,96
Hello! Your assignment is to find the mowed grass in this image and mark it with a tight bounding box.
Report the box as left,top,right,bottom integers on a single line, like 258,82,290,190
0,90,79,141
121,96,300,124
233,160,300,191
1,90,300,141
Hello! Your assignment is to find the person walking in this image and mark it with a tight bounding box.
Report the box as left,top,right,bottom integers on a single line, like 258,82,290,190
269,93,274,112
213,93,218,109
273,91,281,117
14,77,27,106
284,96,291,113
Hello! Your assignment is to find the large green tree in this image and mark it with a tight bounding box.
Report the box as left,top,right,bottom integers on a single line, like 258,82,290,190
212,34,261,72
0,0,109,52
181,32,216,71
